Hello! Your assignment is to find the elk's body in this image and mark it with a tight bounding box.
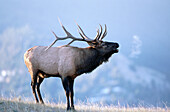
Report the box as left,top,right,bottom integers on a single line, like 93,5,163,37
24,21,119,110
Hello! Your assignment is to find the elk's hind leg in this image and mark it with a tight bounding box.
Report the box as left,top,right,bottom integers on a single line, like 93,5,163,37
31,71,39,103
36,74,44,104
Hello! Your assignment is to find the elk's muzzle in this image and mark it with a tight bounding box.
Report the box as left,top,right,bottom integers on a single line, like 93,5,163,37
113,43,119,53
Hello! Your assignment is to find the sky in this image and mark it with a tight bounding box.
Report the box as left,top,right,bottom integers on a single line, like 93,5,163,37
0,0,170,75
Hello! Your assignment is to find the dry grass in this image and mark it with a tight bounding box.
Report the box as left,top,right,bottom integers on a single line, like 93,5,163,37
0,98,66,112
0,98,169,112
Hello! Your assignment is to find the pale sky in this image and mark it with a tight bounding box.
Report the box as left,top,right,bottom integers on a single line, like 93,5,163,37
0,0,170,74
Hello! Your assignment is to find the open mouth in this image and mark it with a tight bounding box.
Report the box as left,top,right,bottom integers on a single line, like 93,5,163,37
113,43,119,53
112,48,119,53
115,49,119,53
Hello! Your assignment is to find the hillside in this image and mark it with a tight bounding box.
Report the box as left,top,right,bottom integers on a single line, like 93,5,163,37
0,18,170,108
0,98,168,112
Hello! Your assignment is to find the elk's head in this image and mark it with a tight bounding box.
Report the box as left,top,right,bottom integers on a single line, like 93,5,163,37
95,41,119,53
94,41,119,62
45,19,119,57
76,24,119,60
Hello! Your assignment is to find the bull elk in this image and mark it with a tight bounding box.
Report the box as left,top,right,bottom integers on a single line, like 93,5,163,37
24,20,119,110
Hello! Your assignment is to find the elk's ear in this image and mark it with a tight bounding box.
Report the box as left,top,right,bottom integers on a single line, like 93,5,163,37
89,41,103,47
97,41,104,47
88,41,98,47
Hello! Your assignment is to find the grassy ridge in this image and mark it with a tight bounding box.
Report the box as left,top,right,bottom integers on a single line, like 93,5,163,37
0,99,65,112
0,98,169,112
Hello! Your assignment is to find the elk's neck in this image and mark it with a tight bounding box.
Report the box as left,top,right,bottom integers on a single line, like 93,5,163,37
75,47,113,75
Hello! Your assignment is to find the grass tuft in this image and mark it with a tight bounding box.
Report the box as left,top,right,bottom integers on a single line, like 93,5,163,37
0,97,169,112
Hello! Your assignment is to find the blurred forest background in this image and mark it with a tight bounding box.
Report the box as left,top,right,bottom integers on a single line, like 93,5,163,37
0,0,170,107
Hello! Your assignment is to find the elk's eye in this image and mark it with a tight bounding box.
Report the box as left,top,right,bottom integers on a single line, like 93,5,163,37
101,42,105,46
103,45,107,48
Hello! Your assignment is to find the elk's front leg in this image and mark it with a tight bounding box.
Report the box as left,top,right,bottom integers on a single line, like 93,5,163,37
69,78,75,110
62,77,71,110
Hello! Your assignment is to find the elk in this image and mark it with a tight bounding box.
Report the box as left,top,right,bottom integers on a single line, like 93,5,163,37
24,20,119,110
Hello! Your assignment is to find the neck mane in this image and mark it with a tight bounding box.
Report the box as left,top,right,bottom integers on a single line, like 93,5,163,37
75,47,114,75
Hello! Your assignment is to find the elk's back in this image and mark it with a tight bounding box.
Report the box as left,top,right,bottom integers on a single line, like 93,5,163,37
24,46,78,77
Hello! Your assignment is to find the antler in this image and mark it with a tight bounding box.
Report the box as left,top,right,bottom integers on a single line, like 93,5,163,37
75,23,94,41
45,20,95,51
100,24,107,40
77,23,107,41
45,19,108,51
76,23,96,46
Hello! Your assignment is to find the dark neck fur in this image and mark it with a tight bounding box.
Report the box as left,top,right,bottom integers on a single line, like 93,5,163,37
75,48,114,75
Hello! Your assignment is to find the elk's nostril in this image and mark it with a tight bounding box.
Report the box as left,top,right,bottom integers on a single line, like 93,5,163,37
115,43,119,48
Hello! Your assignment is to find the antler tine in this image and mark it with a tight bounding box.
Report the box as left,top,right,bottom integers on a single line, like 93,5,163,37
45,39,57,51
76,23,86,38
58,18,73,37
94,28,100,40
78,30,85,40
97,24,103,40
100,24,107,40
45,31,58,51
76,23,93,41
45,31,67,51
52,30,58,39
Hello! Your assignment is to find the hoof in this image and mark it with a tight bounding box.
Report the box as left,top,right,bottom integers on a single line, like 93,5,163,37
40,101,44,104
66,107,76,112
67,107,71,111
71,107,76,112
